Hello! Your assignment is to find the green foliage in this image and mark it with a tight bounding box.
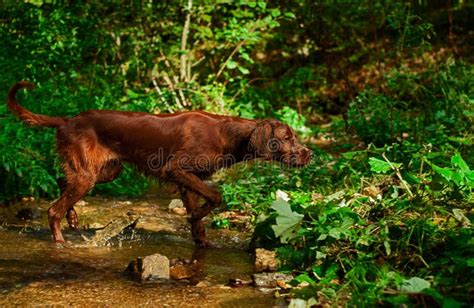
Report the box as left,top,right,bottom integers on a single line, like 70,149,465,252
348,61,474,147
223,141,472,305
271,199,304,243
219,59,473,304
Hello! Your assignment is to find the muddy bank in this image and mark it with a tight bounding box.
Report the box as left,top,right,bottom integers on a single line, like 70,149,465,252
0,197,280,306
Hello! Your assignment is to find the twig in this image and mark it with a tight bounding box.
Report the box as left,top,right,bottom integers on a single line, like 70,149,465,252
192,56,206,67
230,77,272,101
382,153,414,198
216,40,246,79
399,3,411,53
180,0,192,82
151,78,170,110
162,72,184,109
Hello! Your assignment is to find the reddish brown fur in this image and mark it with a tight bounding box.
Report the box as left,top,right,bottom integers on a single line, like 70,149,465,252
6,81,312,247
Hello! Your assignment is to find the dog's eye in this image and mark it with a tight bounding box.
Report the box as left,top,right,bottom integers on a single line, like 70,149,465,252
285,136,292,141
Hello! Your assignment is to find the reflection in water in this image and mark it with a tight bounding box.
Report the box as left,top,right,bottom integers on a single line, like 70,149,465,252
0,198,278,306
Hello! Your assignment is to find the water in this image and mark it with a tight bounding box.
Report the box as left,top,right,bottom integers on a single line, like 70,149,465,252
0,197,279,306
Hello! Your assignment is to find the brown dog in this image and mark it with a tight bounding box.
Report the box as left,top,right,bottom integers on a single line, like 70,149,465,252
7,81,313,247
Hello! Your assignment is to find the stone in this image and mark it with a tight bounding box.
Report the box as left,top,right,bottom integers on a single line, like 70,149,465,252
125,253,170,280
171,207,187,216
276,280,290,289
252,272,293,288
76,200,88,206
195,280,212,288
169,259,199,280
16,207,41,220
255,248,279,272
168,199,184,211
88,222,105,229
170,264,194,280
85,216,139,246
228,278,253,287
115,201,132,206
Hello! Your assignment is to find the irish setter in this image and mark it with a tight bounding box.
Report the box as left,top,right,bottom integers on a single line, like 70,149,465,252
7,81,313,247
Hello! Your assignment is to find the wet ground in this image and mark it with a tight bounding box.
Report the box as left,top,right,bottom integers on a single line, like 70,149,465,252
0,196,280,306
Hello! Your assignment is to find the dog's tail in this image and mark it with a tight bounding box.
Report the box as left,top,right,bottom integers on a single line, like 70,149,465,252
6,81,67,128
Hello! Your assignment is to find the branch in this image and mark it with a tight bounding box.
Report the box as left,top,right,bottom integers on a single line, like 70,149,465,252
180,0,192,82
215,40,246,79
382,153,414,198
162,72,184,109
151,78,170,111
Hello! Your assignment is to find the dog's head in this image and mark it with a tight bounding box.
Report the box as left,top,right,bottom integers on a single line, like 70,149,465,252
250,119,313,167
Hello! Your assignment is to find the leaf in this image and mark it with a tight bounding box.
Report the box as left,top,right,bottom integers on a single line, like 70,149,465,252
451,153,471,173
316,251,326,259
369,157,400,173
294,273,316,287
237,66,250,75
452,209,471,226
257,1,266,9
317,233,327,241
39,183,48,192
384,240,391,256
271,199,304,243
402,171,421,184
226,60,238,69
429,163,454,182
400,277,431,293
328,228,341,239
466,258,474,267
341,150,365,159
270,8,281,17
324,190,345,202
127,89,139,99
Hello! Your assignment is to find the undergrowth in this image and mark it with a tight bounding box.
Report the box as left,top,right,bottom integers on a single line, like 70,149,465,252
218,61,474,306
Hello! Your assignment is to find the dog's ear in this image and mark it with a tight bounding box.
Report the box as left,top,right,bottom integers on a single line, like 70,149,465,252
249,120,274,159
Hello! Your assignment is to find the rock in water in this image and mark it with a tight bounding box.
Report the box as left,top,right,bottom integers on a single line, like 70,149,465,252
168,199,184,210
84,216,139,246
168,199,187,215
16,207,41,220
172,207,187,216
170,264,193,280
252,272,293,288
126,253,170,280
255,248,279,272
169,259,199,280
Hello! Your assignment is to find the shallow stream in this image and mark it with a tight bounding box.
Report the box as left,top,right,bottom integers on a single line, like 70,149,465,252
0,196,279,306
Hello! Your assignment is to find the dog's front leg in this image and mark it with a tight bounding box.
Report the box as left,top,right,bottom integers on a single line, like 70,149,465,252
164,166,222,206
180,189,208,247
165,165,222,247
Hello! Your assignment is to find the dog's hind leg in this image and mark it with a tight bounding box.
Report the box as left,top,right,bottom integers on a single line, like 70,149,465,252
57,160,122,231
57,177,80,229
48,170,96,242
